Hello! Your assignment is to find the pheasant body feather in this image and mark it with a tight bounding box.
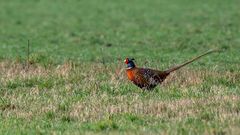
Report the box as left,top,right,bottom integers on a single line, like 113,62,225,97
126,68,169,90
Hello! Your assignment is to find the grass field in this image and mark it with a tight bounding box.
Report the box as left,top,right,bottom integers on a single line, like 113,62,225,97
0,0,240,134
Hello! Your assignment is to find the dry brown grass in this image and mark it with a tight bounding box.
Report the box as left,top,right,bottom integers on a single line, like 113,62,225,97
163,68,239,88
0,60,238,89
69,94,240,122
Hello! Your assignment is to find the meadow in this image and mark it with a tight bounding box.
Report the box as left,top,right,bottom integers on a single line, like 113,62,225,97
0,0,240,134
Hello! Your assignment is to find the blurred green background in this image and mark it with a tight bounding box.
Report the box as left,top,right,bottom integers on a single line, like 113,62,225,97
0,0,239,70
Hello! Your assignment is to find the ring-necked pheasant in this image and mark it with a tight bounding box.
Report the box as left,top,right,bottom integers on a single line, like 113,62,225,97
124,50,218,90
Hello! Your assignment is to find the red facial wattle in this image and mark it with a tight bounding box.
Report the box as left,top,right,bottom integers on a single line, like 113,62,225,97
124,58,129,64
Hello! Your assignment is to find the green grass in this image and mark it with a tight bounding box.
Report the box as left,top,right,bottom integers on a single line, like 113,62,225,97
0,0,240,134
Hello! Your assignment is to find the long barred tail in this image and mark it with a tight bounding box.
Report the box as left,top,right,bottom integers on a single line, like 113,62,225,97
164,49,219,74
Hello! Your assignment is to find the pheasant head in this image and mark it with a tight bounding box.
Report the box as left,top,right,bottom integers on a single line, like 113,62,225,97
124,58,136,69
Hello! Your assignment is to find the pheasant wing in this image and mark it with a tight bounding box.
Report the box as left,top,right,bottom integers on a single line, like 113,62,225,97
140,68,169,84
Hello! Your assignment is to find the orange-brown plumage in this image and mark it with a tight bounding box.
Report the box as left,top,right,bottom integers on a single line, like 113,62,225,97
124,50,218,90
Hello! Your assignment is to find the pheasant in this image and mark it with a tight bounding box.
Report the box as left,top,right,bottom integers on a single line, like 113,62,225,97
124,50,218,90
